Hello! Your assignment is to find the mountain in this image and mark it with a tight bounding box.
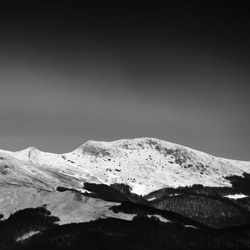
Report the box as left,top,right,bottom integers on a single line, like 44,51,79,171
0,137,249,195
1,138,250,249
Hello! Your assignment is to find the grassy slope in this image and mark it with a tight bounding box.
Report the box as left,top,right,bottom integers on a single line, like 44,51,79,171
0,187,133,224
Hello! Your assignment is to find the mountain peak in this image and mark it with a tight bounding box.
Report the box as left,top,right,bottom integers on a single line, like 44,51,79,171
76,137,165,149
1,137,249,195
74,140,112,157
14,146,41,160
19,146,39,153
73,138,161,156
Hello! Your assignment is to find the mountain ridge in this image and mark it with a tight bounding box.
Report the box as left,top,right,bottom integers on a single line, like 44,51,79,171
1,137,249,162
0,137,249,195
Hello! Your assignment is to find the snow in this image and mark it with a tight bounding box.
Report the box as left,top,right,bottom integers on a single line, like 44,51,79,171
130,183,148,196
0,149,13,155
147,215,170,223
184,225,197,229
147,197,157,201
1,137,250,196
224,194,248,199
16,231,40,241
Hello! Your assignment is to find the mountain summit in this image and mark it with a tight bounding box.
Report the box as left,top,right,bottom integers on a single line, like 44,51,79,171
0,137,249,195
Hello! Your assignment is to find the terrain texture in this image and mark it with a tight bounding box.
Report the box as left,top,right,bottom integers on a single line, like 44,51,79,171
1,138,250,249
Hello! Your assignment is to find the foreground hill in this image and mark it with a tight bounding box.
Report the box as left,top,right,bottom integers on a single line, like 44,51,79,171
1,209,250,250
0,186,133,224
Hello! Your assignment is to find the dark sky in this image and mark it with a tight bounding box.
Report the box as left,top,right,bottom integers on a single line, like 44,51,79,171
0,3,249,160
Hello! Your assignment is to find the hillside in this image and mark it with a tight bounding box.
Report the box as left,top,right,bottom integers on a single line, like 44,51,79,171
0,138,249,195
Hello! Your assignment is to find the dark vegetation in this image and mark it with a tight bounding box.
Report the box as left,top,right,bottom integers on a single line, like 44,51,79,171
0,206,59,250
151,194,250,228
110,183,148,203
144,184,250,228
226,172,250,195
83,182,130,202
233,197,250,212
57,183,147,204
110,201,209,229
2,138,250,249
58,182,250,229
56,186,84,196
2,181,250,249
2,177,250,249
145,184,235,199
11,216,250,250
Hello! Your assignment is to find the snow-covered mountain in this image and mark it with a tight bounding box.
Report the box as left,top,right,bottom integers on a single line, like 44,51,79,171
0,137,250,195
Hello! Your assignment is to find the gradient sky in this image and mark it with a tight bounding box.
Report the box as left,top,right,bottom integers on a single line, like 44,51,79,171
0,4,249,160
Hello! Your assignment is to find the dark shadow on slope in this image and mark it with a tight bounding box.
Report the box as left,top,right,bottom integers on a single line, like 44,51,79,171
56,184,131,203
111,183,148,203
144,185,250,228
0,206,59,250
17,217,250,250
57,183,250,228
151,194,250,228
58,182,148,204
226,172,250,195
56,186,86,196
233,197,250,212
83,182,130,203
110,201,210,229
144,185,235,199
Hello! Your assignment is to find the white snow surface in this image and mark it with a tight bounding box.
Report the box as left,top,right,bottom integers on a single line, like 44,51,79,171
0,137,250,196
16,231,40,242
224,194,248,199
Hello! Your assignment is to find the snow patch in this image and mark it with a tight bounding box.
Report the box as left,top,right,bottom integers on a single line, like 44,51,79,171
224,194,248,199
16,231,40,241
184,225,197,229
130,183,148,196
147,197,157,201
147,214,170,223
